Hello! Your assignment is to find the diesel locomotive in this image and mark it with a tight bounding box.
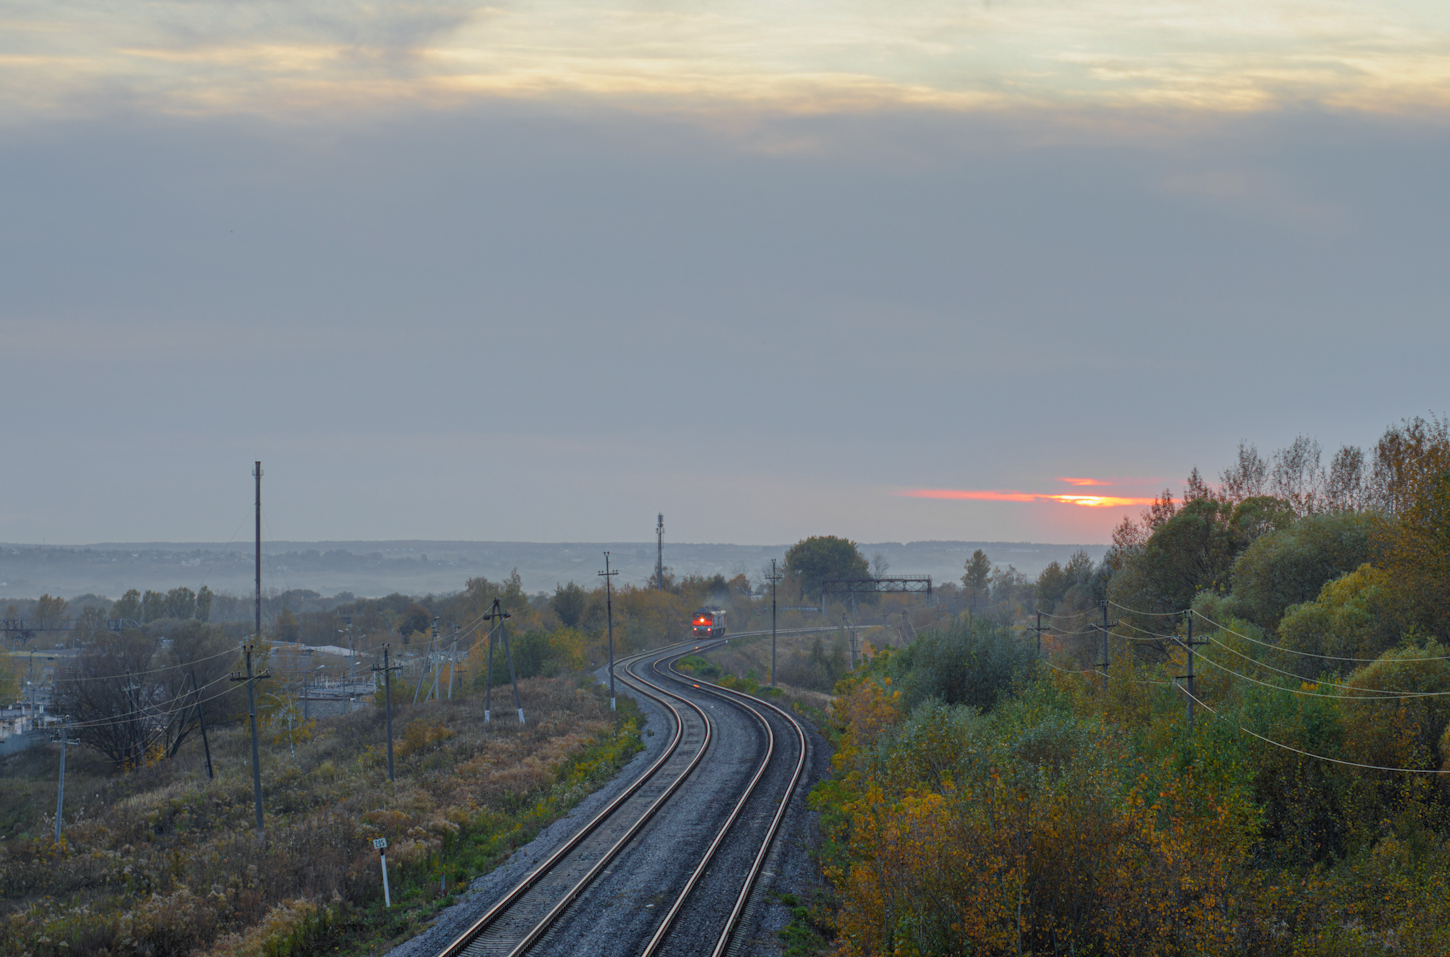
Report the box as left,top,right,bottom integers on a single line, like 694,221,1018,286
691,607,727,638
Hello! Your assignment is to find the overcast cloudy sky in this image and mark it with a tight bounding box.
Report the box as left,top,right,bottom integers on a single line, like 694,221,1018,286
2,0,1447,547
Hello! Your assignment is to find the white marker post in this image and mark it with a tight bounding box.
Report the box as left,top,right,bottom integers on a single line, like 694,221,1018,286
374,837,391,907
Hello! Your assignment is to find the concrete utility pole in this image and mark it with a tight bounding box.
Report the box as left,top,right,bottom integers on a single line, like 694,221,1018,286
766,559,783,688
253,462,262,658
599,554,618,711
482,599,524,723
656,514,665,591
54,716,69,843
1180,613,1206,732
372,645,400,781
229,643,270,830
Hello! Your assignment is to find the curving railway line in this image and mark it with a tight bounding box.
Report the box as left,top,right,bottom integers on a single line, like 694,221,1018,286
432,633,809,957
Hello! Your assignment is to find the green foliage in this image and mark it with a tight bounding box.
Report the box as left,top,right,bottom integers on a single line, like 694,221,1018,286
1232,510,1374,629
961,549,991,596
785,535,869,603
892,615,1036,713
551,582,586,628
166,586,196,620
675,654,720,679
142,589,168,623
1276,564,1402,667
1112,494,1295,618
112,588,143,621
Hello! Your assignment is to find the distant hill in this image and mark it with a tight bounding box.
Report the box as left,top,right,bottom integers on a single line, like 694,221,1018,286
0,540,1108,601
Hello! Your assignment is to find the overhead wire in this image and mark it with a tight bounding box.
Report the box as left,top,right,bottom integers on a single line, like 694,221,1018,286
1191,608,1450,663
1118,619,1450,700
1179,684,1450,775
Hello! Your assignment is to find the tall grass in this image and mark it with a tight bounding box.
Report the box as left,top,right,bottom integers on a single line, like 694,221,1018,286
1,676,642,957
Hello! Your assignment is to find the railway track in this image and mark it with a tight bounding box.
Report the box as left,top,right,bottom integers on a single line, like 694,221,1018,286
435,634,809,957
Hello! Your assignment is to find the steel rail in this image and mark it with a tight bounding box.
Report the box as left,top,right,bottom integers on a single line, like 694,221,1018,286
435,642,712,957
689,676,809,957
633,651,779,957
435,629,810,957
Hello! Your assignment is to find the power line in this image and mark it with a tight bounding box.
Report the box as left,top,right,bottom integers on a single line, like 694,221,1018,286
1180,684,1450,775
1118,619,1450,700
1191,608,1450,663
53,645,239,683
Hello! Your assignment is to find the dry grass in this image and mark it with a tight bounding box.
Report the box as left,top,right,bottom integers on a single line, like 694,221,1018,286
1,676,642,957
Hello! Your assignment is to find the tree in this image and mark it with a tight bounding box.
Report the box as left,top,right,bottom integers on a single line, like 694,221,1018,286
166,586,196,620
962,549,991,597
1382,466,1450,637
1035,561,1067,610
34,594,69,620
398,602,431,642
195,585,213,622
1231,511,1374,629
112,589,142,622
1369,415,1450,515
52,625,236,767
551,582,587,628
1270,435,1327,516
142,590,167,623
1221,440,1268,502
274,608,301,642
1112,495,1295,618
784,536,869,603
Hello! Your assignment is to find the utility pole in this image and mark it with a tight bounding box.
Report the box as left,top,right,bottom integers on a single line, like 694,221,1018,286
656,514,665,591
1098,601,1110,683
1180,614,1205,732
447,627,459,700
54,716,69,844
253,461,262,663
190,671,214,779
229,643,270,830
1035,612,1043,658
599,553,618,711
482,599,525,723
766,560,783,688
372,645,400,781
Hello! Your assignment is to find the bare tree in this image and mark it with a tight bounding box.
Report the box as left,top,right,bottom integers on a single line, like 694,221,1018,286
53,624,237,768
1270,435,1326,516
1220,441,1268,502
1369,415,1450,515
1325,445,1368,511
872,552,891,579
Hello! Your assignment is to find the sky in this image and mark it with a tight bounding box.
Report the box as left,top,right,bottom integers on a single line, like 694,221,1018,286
2,0,1448,547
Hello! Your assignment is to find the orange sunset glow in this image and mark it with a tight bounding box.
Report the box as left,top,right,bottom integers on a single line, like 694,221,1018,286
899,489,1160,508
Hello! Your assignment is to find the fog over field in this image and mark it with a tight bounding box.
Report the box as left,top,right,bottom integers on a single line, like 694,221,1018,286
0,540,1105,600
